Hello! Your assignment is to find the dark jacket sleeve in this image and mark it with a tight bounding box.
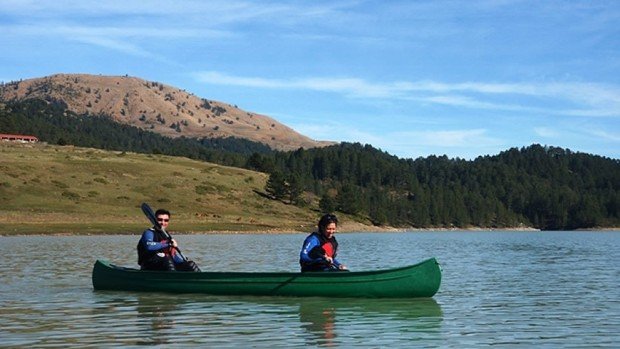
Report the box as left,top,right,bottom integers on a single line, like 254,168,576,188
141,229,171,252
300,234,327,265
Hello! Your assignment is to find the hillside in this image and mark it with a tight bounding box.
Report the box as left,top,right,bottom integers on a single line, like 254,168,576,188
264,143,620,230
0,74,334,151
1,91,617,231
0,142,365,235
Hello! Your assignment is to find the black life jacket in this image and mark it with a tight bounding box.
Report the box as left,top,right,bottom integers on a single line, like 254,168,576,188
137,228,170,265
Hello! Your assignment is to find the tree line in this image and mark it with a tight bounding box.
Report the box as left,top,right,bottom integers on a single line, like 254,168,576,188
1,98,619,230
0,98,271,167
257,143,619,230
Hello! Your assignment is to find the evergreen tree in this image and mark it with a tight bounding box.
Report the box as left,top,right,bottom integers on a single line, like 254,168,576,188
287,174,304,205
265,171,288,201
336,182,364,215
319,192,337,213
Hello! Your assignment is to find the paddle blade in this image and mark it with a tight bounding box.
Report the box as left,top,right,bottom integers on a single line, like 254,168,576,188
141,202,158,227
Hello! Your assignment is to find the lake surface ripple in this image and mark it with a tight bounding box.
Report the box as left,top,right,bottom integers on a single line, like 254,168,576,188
1,231,618,348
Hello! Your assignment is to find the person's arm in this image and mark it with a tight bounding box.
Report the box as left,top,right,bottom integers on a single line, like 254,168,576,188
171,251,185,263
331,257,341,267
331,243,347,270
142,229,172,252
166,238,185,263
333,258,348,270
300,236,328,264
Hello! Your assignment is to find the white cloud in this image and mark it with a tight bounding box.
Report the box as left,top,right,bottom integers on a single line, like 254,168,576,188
193,72,394,98
290,120,386,145
392,129,498,148
195,72,287,89
2,23,231,40
193,71,620,118
0,1,341,59
292,122,505,158
534,127,560,138
534,125,620,143
367,129,506,160
0,1,352,27
0,22,232,59
414,94,529,111
585,129,620,142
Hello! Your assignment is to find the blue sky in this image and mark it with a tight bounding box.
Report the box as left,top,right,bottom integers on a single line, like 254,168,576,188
1,0,619,160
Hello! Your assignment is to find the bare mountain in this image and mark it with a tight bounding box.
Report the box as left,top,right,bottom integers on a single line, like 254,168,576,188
0,74,334,150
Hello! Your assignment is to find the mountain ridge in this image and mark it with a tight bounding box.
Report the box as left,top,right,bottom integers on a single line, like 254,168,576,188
0,73,335,151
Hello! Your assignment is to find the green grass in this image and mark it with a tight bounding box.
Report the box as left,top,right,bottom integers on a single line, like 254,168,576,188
0,142,334,235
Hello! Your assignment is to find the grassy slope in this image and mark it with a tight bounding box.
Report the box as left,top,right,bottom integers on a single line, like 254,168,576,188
0,142,330,235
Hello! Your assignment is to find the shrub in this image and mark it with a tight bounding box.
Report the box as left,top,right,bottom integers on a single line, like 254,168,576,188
62,191,81,200
195,185,211,195
52,180,69,188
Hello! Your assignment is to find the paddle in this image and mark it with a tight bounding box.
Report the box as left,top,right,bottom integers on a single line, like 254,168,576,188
140,202,187,261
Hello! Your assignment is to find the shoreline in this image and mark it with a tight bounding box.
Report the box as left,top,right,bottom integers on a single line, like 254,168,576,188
3,226,619,237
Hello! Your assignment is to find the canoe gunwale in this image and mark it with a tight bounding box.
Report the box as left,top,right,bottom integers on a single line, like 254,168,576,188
95,257,438,277
92,258,441,298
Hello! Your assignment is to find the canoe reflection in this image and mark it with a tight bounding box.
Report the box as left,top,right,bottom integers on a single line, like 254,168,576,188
135,295,178,331
94,292,442,347
94,293,180,346
296,298,442,346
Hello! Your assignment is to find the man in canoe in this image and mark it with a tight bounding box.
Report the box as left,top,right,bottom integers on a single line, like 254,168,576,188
137,208,200,271
299,213,348,272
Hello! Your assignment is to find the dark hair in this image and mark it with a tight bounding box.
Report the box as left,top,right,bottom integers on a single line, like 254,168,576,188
318,213,338,234
155,209,171,217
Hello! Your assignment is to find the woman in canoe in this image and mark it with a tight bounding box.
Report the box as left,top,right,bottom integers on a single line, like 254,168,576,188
299,213,348,272
137,208,200,271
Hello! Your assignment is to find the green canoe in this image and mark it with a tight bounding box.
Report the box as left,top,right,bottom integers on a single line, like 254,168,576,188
92,258,441,298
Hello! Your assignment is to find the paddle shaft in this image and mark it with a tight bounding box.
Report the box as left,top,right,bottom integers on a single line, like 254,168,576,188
140,202,187,261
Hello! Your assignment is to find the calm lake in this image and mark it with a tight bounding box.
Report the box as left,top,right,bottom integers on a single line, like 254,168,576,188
1,231,619,348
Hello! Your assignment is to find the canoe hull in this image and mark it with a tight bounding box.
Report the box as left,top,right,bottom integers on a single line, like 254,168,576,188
92,258,441,298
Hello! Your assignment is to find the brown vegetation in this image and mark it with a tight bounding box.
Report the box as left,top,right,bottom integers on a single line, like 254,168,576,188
0,74,335,151
0,142,377,235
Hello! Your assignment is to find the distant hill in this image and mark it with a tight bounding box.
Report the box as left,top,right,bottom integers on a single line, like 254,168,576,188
0,142,303,235
0,98,272,168
1,75,618,231
1,97,618,230
0,74,334,151
264,143,620,230
0,142,377,235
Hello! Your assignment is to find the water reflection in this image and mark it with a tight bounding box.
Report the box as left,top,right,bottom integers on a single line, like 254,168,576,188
90,292,181,346
295,298,443,347
2,232,618,347
134,295,177,345
201,296,444,347
299,301,336,347
88,291,444,347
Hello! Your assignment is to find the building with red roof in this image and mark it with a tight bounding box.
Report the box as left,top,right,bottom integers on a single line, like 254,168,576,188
0,134,39,143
